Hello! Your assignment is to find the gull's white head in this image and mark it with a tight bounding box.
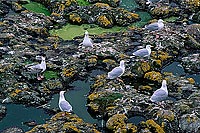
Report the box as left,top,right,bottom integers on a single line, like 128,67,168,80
60,91,66,95
158,19,164,23
85,30,89,35
162,80,167,87
41,56,45,61
146,45,153,49
120,60,125,67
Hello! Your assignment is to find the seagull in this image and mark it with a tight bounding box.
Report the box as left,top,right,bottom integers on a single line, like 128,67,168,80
59,91,73,112
145,19,164,31
107,60,125,80
79,30,93,47
150,80,168,103
132,45,153,58
26,56,46,80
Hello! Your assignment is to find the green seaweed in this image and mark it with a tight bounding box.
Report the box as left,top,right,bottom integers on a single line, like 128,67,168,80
77,0,90,6
130,11,152,28
164,16,178,22
22,1,50,16
96,93,123,103
44,70,58,79
49,24,127,40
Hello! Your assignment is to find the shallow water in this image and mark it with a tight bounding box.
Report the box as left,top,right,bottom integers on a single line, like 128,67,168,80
162,61,200,85
128,115,146,125
0,104,50,131
162,62,186,76
49,80,98,124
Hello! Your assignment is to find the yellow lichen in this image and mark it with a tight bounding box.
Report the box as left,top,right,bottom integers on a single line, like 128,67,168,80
127,12,139,19
144,71,162,82
10,89,22,97
106,114,128,131
62,123,80,132
62,67,76,77
140,62,151,72
126,123,137,133
87,102,99,112
151,51,172,61
119,53,129,59
91,75,107,89
88,92,101,101
153,59,162,67
97,15,112,27
151,6,170,16
157,110,175,121
51,12,61,17
184,0,200,7
138,85,152,91
103,59,116,64
88,58,97,63
53,43,58,49
145,119,165,133
94,3,110,8
187,78,195,84
59,4,65,11
65,0,77,6
40,46,49,50
69,13,82,23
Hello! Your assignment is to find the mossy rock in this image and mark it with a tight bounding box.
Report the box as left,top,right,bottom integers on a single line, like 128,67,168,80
144,71,162,82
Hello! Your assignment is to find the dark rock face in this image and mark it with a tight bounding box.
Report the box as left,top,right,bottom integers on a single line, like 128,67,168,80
0,1,9,17
0,105,6,120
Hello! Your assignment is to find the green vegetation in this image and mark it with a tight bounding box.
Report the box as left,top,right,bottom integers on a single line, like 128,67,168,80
96,93,123,103
49,24,127,40
164,16,178,22
76,0,90,6
44,71,59,79
22,1,50,16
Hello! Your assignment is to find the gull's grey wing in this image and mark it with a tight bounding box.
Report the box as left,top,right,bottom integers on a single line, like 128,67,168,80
150,89,167,102
28,64,42,70
133,48,149,57
153,89,167,97
108,67,123,79
59,100,72,112
145,23,159,30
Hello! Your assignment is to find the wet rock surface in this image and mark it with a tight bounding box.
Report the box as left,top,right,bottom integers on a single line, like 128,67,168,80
0,0,199,133
0,105,6,120
0,127,24,133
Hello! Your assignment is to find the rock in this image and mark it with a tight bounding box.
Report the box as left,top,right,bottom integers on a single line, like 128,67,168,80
138,119,165,133
179,113,200,133
0,127,24,133
185,24,200,49
66,3,140,28
88,0,121,7
182,53,200,73
106,114,137,132
0,105,6,120
26,112,100,132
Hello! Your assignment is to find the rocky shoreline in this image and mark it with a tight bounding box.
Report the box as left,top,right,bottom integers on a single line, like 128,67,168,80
0,0,200,132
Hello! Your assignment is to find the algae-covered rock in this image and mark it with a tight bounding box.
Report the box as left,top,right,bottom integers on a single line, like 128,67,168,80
144,71,162,82
185,24,200,49
179,113,200,133
106,114,137,132
182,53,200,73
88,0,121,7
138,119,165,133
27,112,100,132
